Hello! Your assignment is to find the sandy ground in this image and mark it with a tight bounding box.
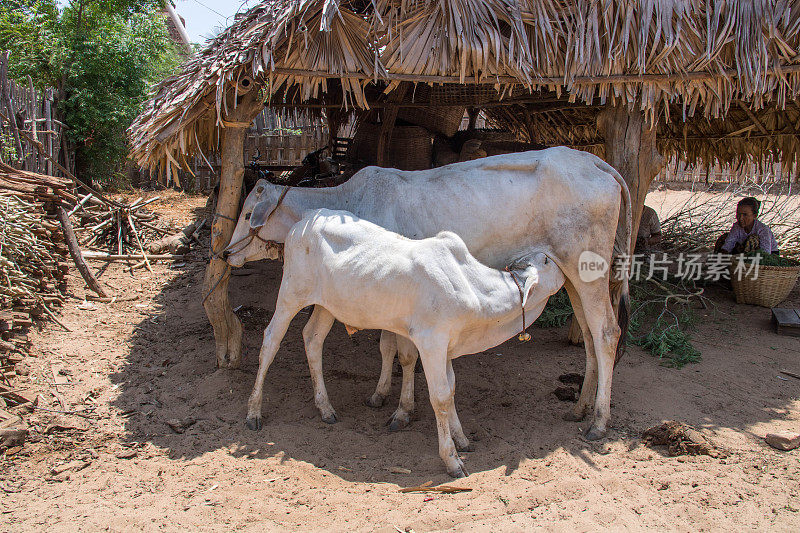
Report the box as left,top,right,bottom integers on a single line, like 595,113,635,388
3,189,800,531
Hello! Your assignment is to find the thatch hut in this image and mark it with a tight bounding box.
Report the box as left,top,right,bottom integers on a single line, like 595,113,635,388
129,0,800,367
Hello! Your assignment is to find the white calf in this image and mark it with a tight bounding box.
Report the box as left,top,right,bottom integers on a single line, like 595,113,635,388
246,209,565,477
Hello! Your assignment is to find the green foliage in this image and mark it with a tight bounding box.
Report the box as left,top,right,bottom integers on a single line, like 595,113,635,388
628,312,701,368
0,0,181,185
0,1,59,85
533,279,703,369
534,288,574,328
0,131,17,160
741,250,800,267
60,8,181,184
627,279,703,369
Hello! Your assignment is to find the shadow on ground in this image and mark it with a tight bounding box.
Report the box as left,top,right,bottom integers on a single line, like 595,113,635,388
110,231,800,483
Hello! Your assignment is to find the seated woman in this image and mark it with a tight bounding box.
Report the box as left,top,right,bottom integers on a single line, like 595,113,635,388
635,204,662,253
714,197,779,254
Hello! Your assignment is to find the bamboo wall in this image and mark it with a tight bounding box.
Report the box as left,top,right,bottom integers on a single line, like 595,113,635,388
246,109,328,166
0,61,67,177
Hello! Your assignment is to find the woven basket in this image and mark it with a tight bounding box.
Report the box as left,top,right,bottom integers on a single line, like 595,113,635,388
346,123,432,170
388,126,432,170
730,262,800,307
347,122,380,165
397,106,465,137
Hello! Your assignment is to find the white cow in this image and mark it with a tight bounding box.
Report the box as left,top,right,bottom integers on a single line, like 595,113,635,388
225,148,631,440
244,209,566,477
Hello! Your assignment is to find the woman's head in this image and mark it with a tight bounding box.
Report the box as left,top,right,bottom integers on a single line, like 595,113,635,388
736,197,760,231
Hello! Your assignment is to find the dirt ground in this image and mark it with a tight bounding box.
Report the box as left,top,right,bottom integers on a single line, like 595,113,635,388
3,189,800,531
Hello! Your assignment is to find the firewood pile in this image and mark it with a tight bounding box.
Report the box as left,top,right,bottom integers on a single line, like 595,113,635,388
68,192,185,263
0,164,74,378
0,161,198,376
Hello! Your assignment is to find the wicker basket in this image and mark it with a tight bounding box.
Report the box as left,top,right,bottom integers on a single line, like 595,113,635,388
397,105,465,137
388,126,432,170
730,262,800,307
346,123,432,170
347,122,380,165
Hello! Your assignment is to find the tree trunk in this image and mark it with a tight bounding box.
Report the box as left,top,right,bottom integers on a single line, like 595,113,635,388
565,102,665,347
202,92,262,368
376,83,409,167
597,102,665,245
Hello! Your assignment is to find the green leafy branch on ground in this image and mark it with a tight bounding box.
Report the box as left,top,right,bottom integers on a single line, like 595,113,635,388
533,288,573,328
535,279,707,369
627,278,707,368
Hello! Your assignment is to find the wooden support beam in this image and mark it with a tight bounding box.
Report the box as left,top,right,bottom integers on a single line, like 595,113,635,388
271,64,800,86
376,83,409,167
568,102,664,357
263,97,574,110
202,91,263,369
736,100,770,135
598,102,665,245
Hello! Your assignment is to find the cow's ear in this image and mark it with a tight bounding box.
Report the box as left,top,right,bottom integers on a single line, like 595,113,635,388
249,200,272,229
521,268,539,308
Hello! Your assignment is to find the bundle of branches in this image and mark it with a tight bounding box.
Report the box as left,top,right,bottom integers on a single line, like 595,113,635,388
534,279,708,369
659,179,800,258
0,194,69,365
69,194,167,257
0,194,69,307
627,278,710,369
534,288,573,328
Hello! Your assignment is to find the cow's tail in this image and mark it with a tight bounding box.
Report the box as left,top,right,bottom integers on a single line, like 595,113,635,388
595,160,632,364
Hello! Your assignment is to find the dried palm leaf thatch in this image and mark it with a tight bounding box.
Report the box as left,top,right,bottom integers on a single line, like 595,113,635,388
129,0,800,180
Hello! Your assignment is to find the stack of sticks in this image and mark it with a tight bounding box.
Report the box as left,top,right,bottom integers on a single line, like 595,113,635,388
0,310,33,376
68,192,179,271
0,165,74,368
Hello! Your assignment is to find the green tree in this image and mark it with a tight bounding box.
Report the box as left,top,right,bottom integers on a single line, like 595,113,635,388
0,0,181,185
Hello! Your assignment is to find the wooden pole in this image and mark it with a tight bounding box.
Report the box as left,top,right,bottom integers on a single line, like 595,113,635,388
56,205,107,298
45,91,53,176
376,83,409,167
202,90,262,369
565,101,664,350
597,101,665,247
270,63,800,86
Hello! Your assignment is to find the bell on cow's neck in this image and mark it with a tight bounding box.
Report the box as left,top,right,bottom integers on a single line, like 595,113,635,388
518,332,531,342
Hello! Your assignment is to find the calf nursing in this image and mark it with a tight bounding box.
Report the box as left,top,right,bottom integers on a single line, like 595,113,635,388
243,209,565,477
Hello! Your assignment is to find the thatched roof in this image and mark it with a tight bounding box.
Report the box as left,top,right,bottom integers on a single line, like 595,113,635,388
130,0,800,175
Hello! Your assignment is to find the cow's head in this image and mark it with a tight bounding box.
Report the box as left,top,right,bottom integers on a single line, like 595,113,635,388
223,179,294,267
513,252,565,308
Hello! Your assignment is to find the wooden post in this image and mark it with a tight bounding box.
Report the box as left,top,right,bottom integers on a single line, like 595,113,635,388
376,83,409,167
597,101,665,247
467,107,480,131
565,102,664,348
56,205,107,298
202,90,262,369
44,91,53,176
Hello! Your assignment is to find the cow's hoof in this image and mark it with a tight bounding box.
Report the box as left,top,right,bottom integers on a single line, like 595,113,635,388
454,439,473,452
447,460,468,479
365,393,386,409
563,408,586,422
321,412,338,424
584,425,606,441
386,410,411,431
245,416,262,431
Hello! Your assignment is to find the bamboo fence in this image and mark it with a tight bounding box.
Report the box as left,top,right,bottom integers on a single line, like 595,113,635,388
0,52,68,177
